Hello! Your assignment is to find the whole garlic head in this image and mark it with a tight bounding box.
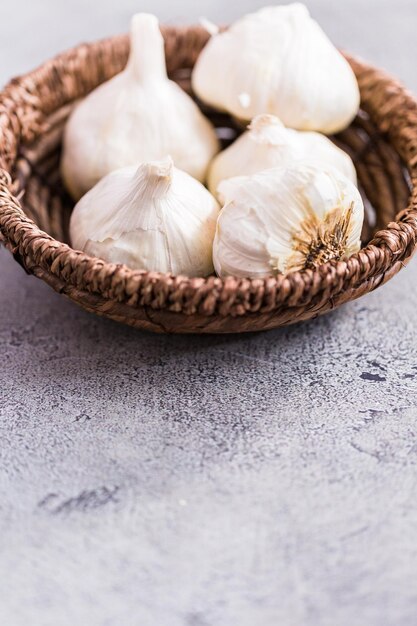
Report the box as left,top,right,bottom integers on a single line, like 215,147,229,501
192,3,360,133
208,114,357,197
70,157,219,276
213,164,364,278
62,13,219,200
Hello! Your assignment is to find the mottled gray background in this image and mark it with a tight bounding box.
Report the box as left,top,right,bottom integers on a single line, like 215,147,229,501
1,1,417,625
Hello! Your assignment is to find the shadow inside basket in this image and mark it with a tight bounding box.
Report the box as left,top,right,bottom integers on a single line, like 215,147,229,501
12,69,412,256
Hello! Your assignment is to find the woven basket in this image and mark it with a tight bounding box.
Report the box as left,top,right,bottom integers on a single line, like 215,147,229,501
0,25,416,334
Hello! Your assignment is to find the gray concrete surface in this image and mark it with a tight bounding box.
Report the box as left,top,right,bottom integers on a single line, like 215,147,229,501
1,1,417,625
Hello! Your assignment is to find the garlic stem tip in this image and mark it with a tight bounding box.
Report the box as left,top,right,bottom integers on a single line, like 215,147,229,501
130,12,159,34
199,16,220,36
145,156,174,181
127,12,167,82
249,114,284,131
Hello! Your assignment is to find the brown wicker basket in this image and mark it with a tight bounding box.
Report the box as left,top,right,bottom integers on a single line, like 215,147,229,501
0,25,417,333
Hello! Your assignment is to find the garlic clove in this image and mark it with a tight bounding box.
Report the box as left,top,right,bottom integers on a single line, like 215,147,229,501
213,164,364,278
70,156,220,277
208,113,357,198
192,3,360,133
62,13,219,200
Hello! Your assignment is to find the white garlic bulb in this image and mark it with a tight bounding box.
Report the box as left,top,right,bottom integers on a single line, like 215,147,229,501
62,13,219,200
70,157,219,276
208,114,357,197
192,4,360,133
213,164,364,278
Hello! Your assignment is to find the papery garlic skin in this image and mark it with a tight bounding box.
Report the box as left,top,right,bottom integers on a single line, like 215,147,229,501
213,164,364,279
208,114,357,197
70,157,219,276
192,4,360,133
62,13,219,200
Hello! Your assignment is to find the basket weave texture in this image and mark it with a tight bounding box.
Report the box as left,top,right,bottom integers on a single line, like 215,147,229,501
0,25,417,333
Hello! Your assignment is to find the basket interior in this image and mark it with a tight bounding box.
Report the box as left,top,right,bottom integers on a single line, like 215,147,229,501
11,68,412,254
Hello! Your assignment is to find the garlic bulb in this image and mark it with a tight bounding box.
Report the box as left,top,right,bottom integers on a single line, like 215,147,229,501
62,13,219,200
213,164,364,278
192,4,360,133
70,157,219,276
208,114,357,197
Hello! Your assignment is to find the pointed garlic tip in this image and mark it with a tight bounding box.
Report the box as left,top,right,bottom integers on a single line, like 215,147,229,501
133,156,174,199
249,114,284,132
127,13,167,81
199,16,220,36
286,2,310,18
145,156,174,181
258,2,310,21
248,114,287,146
238,92,251,109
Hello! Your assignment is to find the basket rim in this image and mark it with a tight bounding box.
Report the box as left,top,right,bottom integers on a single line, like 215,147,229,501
1,27,417,319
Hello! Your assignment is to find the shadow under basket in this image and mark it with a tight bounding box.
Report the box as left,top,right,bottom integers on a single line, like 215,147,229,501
0,26,417,333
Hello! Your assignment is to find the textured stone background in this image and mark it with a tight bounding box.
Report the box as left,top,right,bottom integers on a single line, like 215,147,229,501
1,1,417,625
